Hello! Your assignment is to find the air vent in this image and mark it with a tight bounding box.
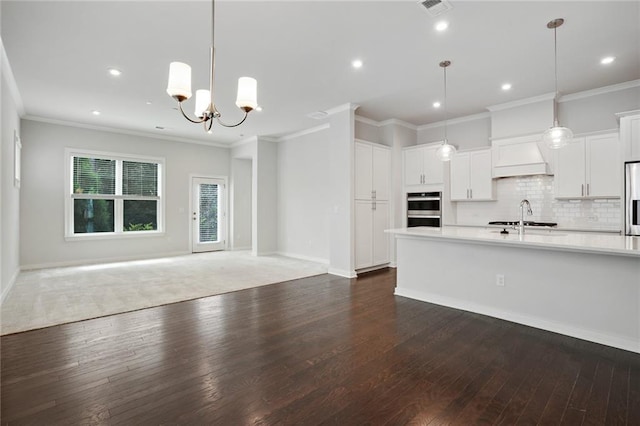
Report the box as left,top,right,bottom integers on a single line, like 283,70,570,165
307,111,328,120
418,0,453,17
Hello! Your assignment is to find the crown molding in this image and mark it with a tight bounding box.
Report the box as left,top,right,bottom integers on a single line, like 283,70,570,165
486,92,556,112
23,115,231,149
559,79,640,103
276,123,330,141
1,37,26,117
325,103,360,116
355,115,418,131
417,111,491,131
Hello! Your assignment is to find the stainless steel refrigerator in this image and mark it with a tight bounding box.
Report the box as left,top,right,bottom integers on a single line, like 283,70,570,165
625,161,640,236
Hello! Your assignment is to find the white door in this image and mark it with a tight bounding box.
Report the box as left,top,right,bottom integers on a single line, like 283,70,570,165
450,153,470,200
372,201,390,266
587,134,620,198
192,177,226,253
354,200,373,269
555,138,586,198
470,150,494,200
355,142,373,200
404,147,423,186
372,146,391,201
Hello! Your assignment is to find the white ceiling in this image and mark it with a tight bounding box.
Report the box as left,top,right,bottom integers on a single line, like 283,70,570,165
2,1,639,145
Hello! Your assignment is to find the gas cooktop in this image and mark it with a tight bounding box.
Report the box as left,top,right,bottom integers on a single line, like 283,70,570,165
488,221,558,227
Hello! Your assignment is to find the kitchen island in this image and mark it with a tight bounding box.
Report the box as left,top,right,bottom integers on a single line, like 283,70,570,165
388,226,640,353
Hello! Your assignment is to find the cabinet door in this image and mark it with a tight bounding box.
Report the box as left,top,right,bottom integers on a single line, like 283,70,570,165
372,201,390,266
354,200,373,269
372,146,390,201
450,153,470,200
354,142,373,200
587,134,620,198
404,147,423,186
469,150,494,200
422,146,444,184
621,114,640,162
555,139,586,198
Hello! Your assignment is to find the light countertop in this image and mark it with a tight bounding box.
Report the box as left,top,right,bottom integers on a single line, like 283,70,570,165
386,226,640,258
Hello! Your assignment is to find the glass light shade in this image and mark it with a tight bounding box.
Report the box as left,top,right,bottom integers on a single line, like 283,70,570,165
166,62,192,100
235,77,258,111
542,125,574,149
194,89,211,118
436,141,457,161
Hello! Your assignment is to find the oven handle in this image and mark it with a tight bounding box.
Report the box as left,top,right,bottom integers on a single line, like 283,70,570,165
407,197,441,201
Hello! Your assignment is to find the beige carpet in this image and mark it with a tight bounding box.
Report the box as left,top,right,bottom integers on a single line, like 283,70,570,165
0,251,328,335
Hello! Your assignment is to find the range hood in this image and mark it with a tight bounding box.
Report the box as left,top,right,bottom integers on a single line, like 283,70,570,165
492,136,551,178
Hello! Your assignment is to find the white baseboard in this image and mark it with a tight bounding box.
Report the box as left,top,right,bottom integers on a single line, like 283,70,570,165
20,251,191,271
328,268,357,278
231,246,252,251
394,287,640,354
276,251,329,265
1,268,20,305
389,261,397,268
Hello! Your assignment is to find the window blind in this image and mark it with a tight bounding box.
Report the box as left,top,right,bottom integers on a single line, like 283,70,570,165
72,157,115,195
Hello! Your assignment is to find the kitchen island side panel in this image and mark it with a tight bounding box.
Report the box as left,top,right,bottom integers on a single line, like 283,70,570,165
394,235,640,353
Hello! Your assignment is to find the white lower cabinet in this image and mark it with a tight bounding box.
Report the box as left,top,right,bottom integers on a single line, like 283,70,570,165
355,200,389,270
450,149,495,201
555,133,620,199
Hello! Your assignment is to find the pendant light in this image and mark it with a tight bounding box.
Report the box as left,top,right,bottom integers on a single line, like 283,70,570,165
436,60,457,162
166,0,257,133
542,18,573,149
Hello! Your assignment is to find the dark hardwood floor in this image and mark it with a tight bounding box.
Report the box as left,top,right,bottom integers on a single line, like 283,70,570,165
1,269,639,425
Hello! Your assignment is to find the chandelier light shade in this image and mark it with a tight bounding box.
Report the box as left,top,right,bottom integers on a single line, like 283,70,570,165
435,60,457,162
166,62,192,101
166,0,257,133
542,18,573,149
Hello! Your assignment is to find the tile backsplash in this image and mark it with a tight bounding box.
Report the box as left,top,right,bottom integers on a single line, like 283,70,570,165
454,175,621,231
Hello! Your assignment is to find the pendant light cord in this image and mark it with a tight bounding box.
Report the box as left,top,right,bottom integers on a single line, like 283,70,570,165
209,0,216,112
443,64,448,141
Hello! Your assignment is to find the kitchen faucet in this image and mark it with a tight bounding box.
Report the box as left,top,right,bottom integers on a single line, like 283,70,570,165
518,199,533,235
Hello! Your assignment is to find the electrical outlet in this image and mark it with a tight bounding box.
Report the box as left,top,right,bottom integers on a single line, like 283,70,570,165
496,274,505,287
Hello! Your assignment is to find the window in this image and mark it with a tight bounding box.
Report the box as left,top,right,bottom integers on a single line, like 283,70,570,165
66,150,164,238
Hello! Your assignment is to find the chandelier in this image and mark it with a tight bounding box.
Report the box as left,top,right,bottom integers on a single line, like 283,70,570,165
435,60,457,162
166,0,257,133
542,18,573,149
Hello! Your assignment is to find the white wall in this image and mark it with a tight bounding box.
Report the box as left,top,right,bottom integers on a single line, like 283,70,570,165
418,115,491,150
230,158,252,250
277,127,331,263
328,105,357,277
255,138,278,255
355,118,381,144
490,97,554,139
19,120,231,268
561,85,640,134
1,39,22,302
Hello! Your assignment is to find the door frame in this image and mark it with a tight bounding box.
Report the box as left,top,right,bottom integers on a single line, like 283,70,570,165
189,174,228,253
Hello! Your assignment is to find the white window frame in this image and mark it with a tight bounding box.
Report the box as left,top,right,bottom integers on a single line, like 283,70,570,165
64,148,165,241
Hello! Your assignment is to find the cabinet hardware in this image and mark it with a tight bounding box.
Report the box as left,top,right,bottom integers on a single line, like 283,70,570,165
586,183,590,196
372,201,376,211
581,184,584,196
470,188,473,199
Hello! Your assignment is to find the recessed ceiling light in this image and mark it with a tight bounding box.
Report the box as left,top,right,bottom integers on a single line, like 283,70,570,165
352,59,363,69
91,110,101,116
108,68,122,77
501,83,512,91
435,21,449,31
255,106,263,112
433,101,441,108
600,56,615,65
146,101,153,105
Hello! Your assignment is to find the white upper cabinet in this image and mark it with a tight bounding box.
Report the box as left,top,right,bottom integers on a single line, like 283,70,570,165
619,112,640,162
555,133,620,199
450,149,495,201
355,141,390,201
403,145,443,187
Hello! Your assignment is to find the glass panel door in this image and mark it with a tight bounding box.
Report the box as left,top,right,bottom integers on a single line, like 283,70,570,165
192,177,226,252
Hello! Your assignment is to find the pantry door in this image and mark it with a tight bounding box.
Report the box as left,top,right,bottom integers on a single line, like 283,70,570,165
192,177,226,252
